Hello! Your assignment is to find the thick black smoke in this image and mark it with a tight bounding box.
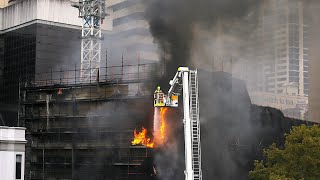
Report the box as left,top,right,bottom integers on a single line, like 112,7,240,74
143,1,264,180
145,1,320,179
145,0,261,83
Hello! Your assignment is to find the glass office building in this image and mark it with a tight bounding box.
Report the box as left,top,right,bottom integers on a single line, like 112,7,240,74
0,23,81,126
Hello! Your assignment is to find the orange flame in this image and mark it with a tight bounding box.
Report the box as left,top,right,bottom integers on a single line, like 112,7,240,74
131,107,168,148
132,127,154,148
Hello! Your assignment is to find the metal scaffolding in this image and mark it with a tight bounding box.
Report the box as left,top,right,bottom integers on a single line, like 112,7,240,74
73,0,107,82
19,64,157,180
21,63,155,87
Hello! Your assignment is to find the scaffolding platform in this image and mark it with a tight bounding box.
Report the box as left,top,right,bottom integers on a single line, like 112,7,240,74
19,64,158,180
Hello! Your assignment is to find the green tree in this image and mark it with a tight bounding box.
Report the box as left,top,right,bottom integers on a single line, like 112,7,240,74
249,125,320,180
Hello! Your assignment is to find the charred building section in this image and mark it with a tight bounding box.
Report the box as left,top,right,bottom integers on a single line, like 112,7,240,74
19,65,157,180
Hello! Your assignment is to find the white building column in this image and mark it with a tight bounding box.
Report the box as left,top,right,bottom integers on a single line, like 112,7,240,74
0,126,27,180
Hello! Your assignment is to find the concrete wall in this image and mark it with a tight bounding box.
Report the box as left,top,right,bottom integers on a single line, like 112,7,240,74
36,0,81,26
0,0,37,30
0,0,115,32
0,0,8,8
0,127,26,141
0,0,81,31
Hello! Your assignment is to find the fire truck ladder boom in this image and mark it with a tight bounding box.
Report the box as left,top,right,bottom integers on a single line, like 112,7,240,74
167,67,202,180
189,70,202,180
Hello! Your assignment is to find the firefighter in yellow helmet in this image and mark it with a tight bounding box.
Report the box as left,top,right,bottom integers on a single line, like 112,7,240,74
154,86,161,93
154,86,165,107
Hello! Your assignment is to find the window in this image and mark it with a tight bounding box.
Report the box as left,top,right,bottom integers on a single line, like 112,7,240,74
278,66,287,70
289,71,299,77
277,78,287,81
111,0,136,12
289,65,299,71
277,72,286,76
112,28,150,39
289,77,299,83
16,154,22,179
113,12,145,26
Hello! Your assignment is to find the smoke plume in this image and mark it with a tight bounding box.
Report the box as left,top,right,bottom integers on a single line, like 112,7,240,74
143,0,265,179
145,0,261,82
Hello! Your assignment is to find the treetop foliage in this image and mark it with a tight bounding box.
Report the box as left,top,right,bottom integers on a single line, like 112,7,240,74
249,124,320,180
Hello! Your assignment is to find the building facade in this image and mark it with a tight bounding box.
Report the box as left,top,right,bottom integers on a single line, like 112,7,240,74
1,1,158,179
20,66,155,180
241,0,310,96
0,0,82,126
235,0,312,120
107,0,160,65
0,0,8,8
0,126,27,180
250,90,308,120
308,1,320,123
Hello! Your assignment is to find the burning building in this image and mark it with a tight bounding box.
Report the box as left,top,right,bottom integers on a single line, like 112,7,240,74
131,107,169,149
19,64,158,180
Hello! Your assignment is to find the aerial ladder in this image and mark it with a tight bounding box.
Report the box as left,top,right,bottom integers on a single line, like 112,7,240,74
154,67,202,180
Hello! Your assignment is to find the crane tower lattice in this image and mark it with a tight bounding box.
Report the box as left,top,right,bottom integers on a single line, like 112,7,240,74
73,0,106,82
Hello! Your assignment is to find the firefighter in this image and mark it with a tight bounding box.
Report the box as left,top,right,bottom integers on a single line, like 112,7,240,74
154,86,165,107
154,86,161,93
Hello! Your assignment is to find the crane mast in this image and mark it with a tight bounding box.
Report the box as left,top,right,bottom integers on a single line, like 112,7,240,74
154,67,202,180
72,0,106,82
